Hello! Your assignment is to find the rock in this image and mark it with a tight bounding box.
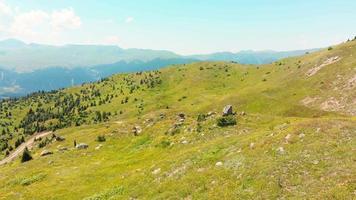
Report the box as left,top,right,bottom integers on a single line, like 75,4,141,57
159,113,165,119
197,168,205,172
285,134,292,143
222,105,233,116
249,142,255,149
76,143,89,149
179,118,185,122
207,111,216,116
58,146,68,151
40,150,53,156
178,112,185,119
152,168,161,175
132,126,142,136
181,140,188,144
95,144,103,150
167,123,182,135
55,135,65,141
240,111,246,116
277,147,285,154
215,161,223,166
299,133,305,139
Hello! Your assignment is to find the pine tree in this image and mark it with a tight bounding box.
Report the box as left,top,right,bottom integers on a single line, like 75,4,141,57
21,147,32,163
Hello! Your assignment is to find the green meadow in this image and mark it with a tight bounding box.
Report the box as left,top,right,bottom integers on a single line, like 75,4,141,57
0,40,355,199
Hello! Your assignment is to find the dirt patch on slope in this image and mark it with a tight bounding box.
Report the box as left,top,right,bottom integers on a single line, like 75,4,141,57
306,56,341,77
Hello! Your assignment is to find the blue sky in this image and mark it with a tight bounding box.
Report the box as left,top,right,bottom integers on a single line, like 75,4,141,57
0,0,355,54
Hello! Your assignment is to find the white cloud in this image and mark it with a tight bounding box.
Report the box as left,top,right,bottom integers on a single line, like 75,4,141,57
125,16,134,23
10,10,49,38
51,8,81,31
0,1,81,43
0,1,12,16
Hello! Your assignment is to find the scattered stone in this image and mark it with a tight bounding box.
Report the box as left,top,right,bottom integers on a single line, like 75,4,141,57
306,56,341,77
299,133,305,139
316,128,321,133
159,113,165,119
55,135,65,141
58,146,68,152
215,161,223,166
132,126,142,136
207,111,216,117
95,144,103,150
167,123,182,135
277,147,285,154
249,142,255,149
285,134,292,143
76,143,89,149
40,150,53,157
197,168,205,172
313,160,319,165
181,140,188,144
178,112,185,119
240,111,246,116
222,105,233,116
152,168,161,175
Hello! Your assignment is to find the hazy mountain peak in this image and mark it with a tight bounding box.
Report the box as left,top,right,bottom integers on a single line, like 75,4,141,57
0,39,27,49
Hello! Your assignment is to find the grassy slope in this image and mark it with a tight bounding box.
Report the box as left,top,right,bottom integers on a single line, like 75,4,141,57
0,41,355,199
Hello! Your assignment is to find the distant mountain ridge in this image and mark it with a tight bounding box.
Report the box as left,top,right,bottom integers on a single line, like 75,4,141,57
0,39,180,72
0,39,318,98
0,58,197,98
0,39,317,72
189,49,320,64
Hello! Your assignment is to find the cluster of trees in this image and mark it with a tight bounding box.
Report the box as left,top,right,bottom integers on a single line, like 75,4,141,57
0,70,163,158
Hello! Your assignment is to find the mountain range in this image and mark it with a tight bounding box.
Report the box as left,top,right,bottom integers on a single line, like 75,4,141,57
0,39,318,98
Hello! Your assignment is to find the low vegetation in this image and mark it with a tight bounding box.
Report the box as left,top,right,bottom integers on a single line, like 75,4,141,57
0,40,355,199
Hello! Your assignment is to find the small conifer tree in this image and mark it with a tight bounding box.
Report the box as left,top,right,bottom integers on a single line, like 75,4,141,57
21,147,32,163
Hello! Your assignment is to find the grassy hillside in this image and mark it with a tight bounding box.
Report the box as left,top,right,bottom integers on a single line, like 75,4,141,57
0,40,355,199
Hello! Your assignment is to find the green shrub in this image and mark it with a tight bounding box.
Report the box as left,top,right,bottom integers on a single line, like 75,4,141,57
217,116,237,127
96,135,106,142
21,147,32,163
328,46,333,51
83,186,124,200
157,140,171,148
197,114,206,122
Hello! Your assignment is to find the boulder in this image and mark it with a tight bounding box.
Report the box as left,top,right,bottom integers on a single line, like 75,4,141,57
178,112,185,119
222,105,233,116
76,143,89,149
58,146,68,151
95,144,103,150
132,126,142,136
152,168,161,175
277,147,285,154
55,135,65,141
207,111,216,117
40,150,53,157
